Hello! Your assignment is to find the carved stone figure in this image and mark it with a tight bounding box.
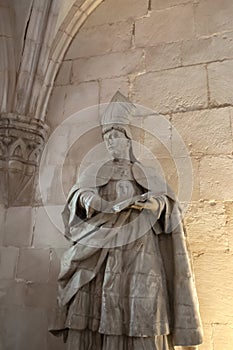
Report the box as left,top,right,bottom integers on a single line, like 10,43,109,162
49,92,203,350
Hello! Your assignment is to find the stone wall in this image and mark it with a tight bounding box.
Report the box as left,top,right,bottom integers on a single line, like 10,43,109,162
1,0,233,349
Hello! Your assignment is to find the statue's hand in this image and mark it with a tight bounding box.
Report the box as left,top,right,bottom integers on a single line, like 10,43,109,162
80,192,102,217
130,197,160,212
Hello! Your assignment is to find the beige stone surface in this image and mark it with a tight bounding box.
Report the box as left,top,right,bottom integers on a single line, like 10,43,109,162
185,202,228,254
0,205,5,245
168,157,200,201
3,207,35,247
135,4,194,47
41,124,71,166
55,60,72,86
17,248,50,283
151,0,192,10
225,201,233,252
194,0,233,36
198,323,213,350
66,21,133,59
72,49,144,82
33,206,70,248
47,332,66,350
100,77,129,104
85,0,148,27
145,42,181,72
49,248,67,282
193,251,233,324
200,156,233,200
0,306,47,350
182,31,233,65
47,81,99,128
133,65,207,113
0,280,26,306
142,114,172,157
0,6,12,36
46,86,66,129
63,82,99,119
38,165,76,204
213,324,233,350
0,247,19,279
65,125,103,166
208,60,233,106
25,282,58,308
171,108,232,156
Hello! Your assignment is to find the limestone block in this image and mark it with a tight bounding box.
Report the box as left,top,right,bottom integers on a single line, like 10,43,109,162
184,202,228,253
41,124,71,166
213,324,233,350
0,247,19,279
46,86,66,129
165,157,200,201
200,156,233,200
208,60,233,106
47,82,99,128
33,206,70,248
49,248,67,282
193,251,233,324
72,49,144,82
0,37,8,70
37,165,76,204
65,126,103,165
0,1,10,6
194,0,233,36
0,280,26,306
0,205,5,245
55,60,72,86
0,306,47,350
182,31,233,65
17,248,50,283
197,323,213,350
225,201,233,252
135,4,194,47
66,21,133,59
145,42,181,72
25,282,58,308
0,6,12,36
63,81,99,120
133,66,207,114
47,332,66,350
171,108,232,157
3,207,35,247
231,107,233,136
142,114,172,157
151,0,191,10
85,0,148,27
100,77,129,104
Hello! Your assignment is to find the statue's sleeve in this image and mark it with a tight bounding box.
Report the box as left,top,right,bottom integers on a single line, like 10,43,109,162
62,186,100,241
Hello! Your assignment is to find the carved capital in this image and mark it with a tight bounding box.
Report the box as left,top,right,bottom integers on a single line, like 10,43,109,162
0,114,49,206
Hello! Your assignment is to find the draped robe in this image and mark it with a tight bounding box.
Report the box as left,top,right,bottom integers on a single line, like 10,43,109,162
49,160,203,349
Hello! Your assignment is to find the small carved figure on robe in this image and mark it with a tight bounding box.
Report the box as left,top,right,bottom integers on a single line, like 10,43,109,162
49,92,203,350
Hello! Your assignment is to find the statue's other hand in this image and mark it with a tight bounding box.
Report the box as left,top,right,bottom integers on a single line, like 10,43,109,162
130,197,159,212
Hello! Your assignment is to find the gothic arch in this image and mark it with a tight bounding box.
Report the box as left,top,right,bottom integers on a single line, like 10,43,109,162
34,0,105,120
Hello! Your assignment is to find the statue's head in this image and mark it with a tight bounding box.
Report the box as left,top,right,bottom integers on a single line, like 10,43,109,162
101,91,136,161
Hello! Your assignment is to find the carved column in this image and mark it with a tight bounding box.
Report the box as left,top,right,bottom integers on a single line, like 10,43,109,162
0,0,104,206
0,114,49,206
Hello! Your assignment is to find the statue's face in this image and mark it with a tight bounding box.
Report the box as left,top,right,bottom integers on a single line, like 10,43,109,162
103,129,130,160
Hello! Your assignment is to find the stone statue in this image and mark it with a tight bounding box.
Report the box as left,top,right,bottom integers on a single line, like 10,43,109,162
49,92,203,350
